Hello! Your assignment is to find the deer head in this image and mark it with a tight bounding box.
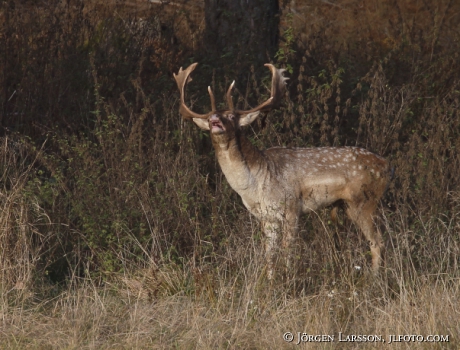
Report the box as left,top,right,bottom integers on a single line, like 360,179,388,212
173,63,288,145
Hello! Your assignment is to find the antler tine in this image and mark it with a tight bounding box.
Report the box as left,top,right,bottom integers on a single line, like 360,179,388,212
208,86,216,111
237,64,289,114
226,81,235,111
173,63,211,120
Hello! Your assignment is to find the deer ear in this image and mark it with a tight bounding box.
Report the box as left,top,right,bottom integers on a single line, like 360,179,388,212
238,111,261,127
192,118,210,130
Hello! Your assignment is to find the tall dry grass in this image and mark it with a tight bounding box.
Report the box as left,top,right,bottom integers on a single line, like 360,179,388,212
0,0,459,348
1,204,459,348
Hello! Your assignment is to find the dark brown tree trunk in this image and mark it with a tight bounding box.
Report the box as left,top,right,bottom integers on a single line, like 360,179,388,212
204,0,279,67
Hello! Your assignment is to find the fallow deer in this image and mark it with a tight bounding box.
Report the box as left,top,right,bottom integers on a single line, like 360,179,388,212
174,63,390,277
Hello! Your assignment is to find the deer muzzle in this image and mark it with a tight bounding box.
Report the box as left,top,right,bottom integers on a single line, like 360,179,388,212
210,114,225,133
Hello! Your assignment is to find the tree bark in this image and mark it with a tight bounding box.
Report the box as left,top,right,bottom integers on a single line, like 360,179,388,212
204,0,279,67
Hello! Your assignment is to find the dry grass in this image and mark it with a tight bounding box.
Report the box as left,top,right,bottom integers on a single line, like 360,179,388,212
1,0,460,348
1,145,459,348
1,230,459,349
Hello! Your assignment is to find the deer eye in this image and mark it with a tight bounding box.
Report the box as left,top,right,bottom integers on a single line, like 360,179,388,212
228,114,235,120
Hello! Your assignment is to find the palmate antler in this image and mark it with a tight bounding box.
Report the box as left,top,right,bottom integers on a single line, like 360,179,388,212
174,63,289,119
226,64,289,114
173,63,212,119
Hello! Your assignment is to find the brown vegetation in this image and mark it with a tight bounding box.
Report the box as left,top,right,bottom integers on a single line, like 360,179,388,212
0,0,459,348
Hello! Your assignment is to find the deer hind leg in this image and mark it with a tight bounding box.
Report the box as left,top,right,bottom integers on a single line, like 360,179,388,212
330,206,339,224
262,221,281,279
345,201,383,272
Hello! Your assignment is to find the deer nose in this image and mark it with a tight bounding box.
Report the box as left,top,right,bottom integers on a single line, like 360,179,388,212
210,114,219,121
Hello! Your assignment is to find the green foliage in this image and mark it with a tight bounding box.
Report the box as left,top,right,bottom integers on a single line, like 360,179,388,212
275,13,295,74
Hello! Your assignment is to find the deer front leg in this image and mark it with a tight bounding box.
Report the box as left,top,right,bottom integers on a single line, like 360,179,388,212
281,215,298,273
262,221,281,279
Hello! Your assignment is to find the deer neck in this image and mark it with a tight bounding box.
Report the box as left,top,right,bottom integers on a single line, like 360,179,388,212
212,132,265,193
